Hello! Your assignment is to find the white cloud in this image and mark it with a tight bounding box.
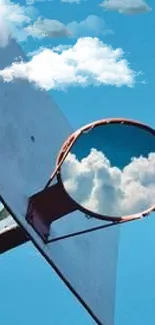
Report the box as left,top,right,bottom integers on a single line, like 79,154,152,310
0,0,30,47
0,3,113,43
61,149,155,217
52,44,71,52
27,46,48,57
27,44,71,57
0,2,70,43
24,16,111,39
100,0,152,14
24,18,70,39
0,37,136,90
67,15,113,38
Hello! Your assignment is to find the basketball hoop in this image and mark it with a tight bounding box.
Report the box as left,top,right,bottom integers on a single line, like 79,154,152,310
26,118,155,242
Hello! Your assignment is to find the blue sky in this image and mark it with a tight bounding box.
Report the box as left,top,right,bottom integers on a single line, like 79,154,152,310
0,242,94,325
0,0,155,324
0,0,155,129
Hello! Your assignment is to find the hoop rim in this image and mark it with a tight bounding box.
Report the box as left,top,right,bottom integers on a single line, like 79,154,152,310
56,118,155,222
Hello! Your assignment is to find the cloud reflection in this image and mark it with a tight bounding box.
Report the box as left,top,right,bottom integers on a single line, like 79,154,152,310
61,148,155,217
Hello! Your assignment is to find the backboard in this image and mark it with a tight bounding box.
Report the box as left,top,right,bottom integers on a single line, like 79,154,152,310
0,39,120,325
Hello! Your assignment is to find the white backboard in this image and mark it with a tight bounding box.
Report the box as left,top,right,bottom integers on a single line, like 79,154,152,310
0,39,120,325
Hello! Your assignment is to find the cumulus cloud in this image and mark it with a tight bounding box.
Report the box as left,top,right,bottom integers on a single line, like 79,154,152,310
61,149,155,217
0,0,31,47
100,0,152,14
24,18,70,39
52,44,71,52
0,37,136,90
0,2,113,43
67,15,113,38
0,0,71,44
24,15,110,39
